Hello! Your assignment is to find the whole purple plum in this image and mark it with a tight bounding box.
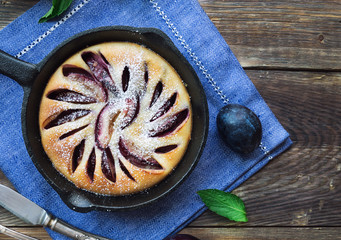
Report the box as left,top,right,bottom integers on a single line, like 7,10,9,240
217,104,262,154
164,234,200,240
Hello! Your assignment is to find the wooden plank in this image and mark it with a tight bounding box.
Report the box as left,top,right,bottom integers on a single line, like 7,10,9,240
198,0,341,70
1,1,341,70
1,227,340,240
179,227,341,240
0,0,38,28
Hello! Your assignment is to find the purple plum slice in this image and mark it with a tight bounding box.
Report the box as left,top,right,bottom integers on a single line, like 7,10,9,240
62,64,94,80
149,108,189,137
47,89,97,104
87,148,96,182
71,139,85,173
44,109,91,129
101,147,116,182
118,158,135,181
81,51,117,93
120,95,140,129
62,64,107,102
155,144,178,153
150,92,177,122
99,52,109,64
144,63,149,84
95,103,119,150
118,137,163,170
59,124,89,140
122,66,130,92
149,81,163,108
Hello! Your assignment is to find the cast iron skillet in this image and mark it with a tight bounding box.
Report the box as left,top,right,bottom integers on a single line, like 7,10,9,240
0,26,208,212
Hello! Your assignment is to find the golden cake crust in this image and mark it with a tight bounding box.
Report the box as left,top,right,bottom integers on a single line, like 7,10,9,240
39,42,192,195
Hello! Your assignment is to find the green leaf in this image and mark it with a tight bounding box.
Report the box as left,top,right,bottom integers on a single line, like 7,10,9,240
39,0,73,23
197,189,248,222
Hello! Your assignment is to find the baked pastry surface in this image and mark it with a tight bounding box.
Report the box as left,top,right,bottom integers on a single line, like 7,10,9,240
39,42,192,195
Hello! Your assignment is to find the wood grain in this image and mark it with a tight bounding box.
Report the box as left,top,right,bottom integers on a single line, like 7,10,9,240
199,0,341,70
180,227,341,240
1,0,340,70
1,227,339,240
0,0,38,27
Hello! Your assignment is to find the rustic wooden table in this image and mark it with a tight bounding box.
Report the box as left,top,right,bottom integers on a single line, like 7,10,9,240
0,0,340,239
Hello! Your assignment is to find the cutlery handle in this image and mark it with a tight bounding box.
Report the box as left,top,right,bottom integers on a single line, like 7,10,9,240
0,224,38,240
48,218,111,240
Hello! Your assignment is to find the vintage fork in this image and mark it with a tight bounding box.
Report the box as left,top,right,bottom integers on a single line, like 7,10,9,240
0,224,38,240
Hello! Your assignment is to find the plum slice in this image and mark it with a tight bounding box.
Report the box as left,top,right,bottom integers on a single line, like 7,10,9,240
118,158,135,181
62,64,107,102
87,148,96,182
144,63,149,84
95,103,120,150
119,137,163,170
44,109,91,129
81,51,117,93
138,63,149,95
155,144,178,153
59,124,89,140
149,81,163,108
122,66,130,92
63,64,94,79
47,89,97,104
71,139,85,173
149,108,189,137
150,92,177,122
101,147,116,182
120,95,140,129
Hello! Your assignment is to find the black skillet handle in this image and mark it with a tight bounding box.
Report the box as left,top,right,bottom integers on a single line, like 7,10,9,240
0,50,38,86
61,190,95,213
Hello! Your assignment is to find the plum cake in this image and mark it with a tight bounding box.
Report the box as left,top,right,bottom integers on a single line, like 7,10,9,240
39,42,192,195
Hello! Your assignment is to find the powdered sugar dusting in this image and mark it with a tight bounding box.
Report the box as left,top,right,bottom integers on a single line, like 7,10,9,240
39,42,192,195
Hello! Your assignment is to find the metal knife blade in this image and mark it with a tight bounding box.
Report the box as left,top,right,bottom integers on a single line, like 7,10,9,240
0,184,112,240
0,184,50,226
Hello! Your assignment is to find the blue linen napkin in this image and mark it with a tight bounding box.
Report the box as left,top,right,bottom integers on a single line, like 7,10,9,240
0,0,292,239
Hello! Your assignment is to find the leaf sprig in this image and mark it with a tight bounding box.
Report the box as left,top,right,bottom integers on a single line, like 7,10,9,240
39,0,73,23
197,189,248,222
